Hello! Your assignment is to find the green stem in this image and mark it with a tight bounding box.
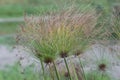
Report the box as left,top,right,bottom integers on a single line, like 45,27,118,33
53,61,60,80
49,64,55,80
40,59,46,80
78,57,87,80
64,58,72,80
70,59,79,80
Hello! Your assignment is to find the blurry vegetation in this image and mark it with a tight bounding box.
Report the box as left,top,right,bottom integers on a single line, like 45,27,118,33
0,0,71,18
0,0,120,44
0,0,120,80
0,0,119,18
0,35,16,45
0,62,112,80
0,22,22,45
17,7,108,80
0,22,21,35
0,64,40,80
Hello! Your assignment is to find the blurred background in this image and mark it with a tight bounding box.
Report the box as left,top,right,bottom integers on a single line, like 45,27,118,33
0,0,120,45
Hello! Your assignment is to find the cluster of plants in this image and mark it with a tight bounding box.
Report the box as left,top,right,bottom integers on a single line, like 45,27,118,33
0,1,120,80
15,4,118,80
0,60,111,80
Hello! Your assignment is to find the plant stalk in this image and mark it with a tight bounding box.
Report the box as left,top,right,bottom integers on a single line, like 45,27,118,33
49,63,55,80
40,59,46,80
78,57,87,80
64,58,72,80
53,61,60,80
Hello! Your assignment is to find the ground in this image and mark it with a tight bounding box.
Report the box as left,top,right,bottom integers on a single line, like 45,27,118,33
0,44,120,79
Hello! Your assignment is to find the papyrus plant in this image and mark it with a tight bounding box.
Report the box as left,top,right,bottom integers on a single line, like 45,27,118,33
17,6,105,80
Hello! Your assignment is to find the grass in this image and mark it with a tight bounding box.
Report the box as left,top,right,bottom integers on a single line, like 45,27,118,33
86,71,111,80
0,59,112,80
18,7,97,62
0,22,22,45
17,6,109,80
0,4,59,18
0,4,24,18
111,14,120,40
0,0,119,18
0,57,112,80
0,64,40,80
0,0,72,18
0,0,120,80
0,35,16,45
0,22,21,35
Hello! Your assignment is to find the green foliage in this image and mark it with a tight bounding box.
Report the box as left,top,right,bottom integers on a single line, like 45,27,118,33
0,4,58,18
108,4,120,40
17,6,108,80
112,19,120,40
0,22,21,35
18,7,96,63
0,0,120,80
0,64,40,80
0,4,24,18
0,0,120,18
86,71,111,80
0,35,15,45
0,62,113,80
0,22,21,45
